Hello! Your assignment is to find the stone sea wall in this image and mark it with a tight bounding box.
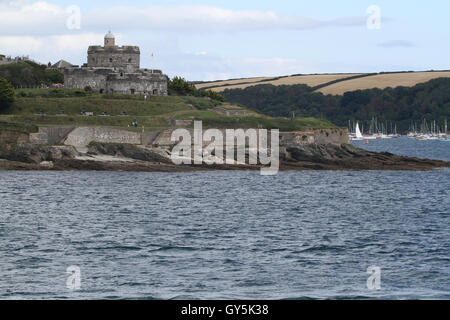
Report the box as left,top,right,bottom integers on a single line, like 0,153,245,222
64,127,142,148
2,126,349,149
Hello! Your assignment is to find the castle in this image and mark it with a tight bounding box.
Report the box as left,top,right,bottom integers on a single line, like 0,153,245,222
63,32,168,96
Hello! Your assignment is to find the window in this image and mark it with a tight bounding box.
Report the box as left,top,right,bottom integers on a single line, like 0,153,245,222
128,58,132,63
153,89,158,95
130,89,135,94
109,58,113,62
120,73,123,77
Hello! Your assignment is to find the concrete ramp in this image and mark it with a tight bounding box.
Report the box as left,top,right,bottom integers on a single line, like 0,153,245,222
30,127,75,145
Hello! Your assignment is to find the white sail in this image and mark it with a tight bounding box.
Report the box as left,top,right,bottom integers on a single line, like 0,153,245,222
355,122,363,139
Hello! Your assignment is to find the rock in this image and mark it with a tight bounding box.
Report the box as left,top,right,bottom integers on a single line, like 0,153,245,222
39,161,54,168
87,142,171,163
0,143,79,164
1,141,449,172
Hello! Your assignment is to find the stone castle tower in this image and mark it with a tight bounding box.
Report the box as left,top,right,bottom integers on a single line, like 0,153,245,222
104,31,115,47
63,31,168,96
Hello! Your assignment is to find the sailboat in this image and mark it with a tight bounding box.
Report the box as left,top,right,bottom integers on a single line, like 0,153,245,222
439,119,450,141
350,122,364,141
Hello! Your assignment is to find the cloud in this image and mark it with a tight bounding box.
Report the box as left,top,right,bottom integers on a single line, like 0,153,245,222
0,32,316,80
378,40,415,48
0,33,106,64
157,53,317,81
0,1,369,36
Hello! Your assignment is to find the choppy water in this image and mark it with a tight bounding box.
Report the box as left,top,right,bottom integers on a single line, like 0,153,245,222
0,138,449,300
352,136,450,162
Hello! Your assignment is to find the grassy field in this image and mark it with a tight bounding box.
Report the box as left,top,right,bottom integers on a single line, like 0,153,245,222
316,71,450,95
172,110,336,131
196,71,450,95
195,77,277,89
0,90,335,132
0,121,38,133
202,74,363,92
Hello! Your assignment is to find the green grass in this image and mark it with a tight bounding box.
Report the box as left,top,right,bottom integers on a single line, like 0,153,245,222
0,93,336,132
0,115,169,129
10,96,191,116
0,121,38,133
172,110,336,131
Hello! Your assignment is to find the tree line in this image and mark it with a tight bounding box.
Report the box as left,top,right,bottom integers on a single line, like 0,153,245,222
0,61,64,88
169,77,225,102
222,78,450,132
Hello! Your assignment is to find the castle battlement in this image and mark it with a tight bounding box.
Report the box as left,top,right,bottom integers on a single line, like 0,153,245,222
88,46,140,54
63,31,168,96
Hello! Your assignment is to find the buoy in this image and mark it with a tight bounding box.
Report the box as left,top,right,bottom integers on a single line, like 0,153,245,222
366,140,369,144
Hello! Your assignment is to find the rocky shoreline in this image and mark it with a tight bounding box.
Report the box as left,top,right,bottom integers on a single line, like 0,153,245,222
0,142,448,172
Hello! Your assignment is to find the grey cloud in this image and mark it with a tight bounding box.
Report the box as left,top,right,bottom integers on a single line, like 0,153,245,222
0,2,371,36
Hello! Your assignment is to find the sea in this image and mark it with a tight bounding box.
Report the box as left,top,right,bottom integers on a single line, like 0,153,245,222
0,137,449,300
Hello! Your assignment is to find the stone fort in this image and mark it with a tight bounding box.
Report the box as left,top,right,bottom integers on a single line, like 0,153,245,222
64,32,168,95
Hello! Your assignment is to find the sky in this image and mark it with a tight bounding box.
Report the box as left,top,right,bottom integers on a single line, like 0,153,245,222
0,0,449,81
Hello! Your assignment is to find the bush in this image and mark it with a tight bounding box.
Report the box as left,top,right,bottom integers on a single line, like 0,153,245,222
202,89,225,102
0,61,64,88
0,77,15,113
169,76,226,102
73,89,86,96
169,76,199,96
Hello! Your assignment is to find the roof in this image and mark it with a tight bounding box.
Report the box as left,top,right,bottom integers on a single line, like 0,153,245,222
105,31,115,39
51,60,74,69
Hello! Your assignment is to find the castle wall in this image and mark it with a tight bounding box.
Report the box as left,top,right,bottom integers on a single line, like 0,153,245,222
64,68,108,91
106,72,168,95
88,46,140,70
64,40,167,96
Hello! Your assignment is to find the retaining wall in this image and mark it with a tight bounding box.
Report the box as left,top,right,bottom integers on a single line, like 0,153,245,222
64,127,142,148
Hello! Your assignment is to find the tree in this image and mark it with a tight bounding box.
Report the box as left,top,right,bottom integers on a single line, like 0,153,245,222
202,89,225,102
169,76,198,96
0,77,15,112
169,76,226,102
221,78,450,133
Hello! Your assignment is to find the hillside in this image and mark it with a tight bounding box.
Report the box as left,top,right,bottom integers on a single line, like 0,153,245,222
196,71,450,95
318,71,450,95
0,61,64,88
221,78,450,133
0,88,335,134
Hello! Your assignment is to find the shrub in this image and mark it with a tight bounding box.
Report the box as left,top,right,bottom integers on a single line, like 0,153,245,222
169,76,199,96
0,77,15,113
201,89,225,102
